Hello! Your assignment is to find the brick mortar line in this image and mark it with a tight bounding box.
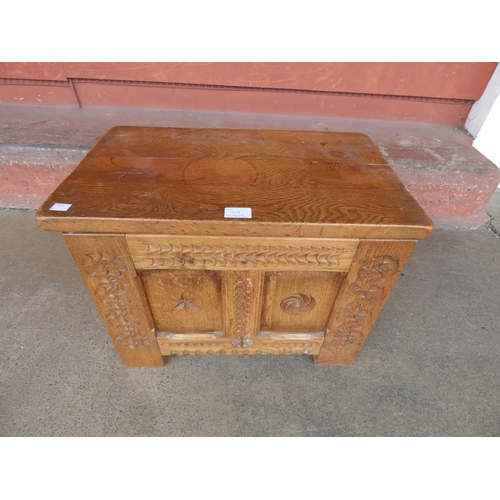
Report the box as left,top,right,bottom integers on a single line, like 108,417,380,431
0,78,69,86
0,144,89,153
0,77,475,105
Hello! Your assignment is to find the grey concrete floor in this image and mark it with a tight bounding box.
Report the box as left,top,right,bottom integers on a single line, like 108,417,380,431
1,196,500,436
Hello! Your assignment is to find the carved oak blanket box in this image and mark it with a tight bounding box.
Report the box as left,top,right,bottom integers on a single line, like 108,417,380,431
36,126,434,367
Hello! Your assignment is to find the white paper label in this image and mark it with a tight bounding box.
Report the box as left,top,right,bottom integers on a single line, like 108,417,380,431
50,203,72,211
224,207,252,219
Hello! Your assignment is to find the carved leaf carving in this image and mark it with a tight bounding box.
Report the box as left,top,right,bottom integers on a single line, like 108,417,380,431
231,336,254,348
233,276,253,337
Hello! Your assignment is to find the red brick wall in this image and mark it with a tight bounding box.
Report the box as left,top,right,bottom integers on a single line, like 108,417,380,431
0,62,497,125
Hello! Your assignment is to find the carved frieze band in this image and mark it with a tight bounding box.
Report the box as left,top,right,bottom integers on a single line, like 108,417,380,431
328,255,399,349
148,243,344,269
142,243,346,270
157,338,321,356
81,252,152,349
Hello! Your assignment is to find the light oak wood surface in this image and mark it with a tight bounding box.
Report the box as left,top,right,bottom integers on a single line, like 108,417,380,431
36,126,434,366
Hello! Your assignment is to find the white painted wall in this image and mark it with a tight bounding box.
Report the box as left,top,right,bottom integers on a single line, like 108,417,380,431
473,95,500,168
465,64,500,185
466,64,500,139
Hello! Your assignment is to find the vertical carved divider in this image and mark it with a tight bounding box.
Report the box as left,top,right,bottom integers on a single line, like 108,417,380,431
223,271,264,347
64,234,165,367
315,240,417,366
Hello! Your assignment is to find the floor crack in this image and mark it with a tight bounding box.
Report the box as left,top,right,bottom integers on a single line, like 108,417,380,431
485,212,500,240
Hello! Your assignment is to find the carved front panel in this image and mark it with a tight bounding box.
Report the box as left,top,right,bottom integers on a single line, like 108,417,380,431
261,271,345,333
116,236,418,362
137,264,334,356
139,269,223,333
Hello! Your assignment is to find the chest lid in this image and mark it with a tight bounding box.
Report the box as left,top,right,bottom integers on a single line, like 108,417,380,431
36,126,433,239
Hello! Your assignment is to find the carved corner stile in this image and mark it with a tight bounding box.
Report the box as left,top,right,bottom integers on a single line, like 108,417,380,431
64,235,165,367
328,255,399,349
81,252,153,349
315,240,417,365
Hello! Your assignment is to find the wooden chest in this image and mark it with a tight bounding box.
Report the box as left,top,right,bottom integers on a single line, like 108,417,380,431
36,127,433,367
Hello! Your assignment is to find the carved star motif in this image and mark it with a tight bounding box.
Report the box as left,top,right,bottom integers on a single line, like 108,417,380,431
170,294,199,313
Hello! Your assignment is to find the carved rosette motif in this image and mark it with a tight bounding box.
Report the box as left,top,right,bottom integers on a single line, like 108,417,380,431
280,293,316,315
329,255,399,349
147,243,344,270
81,253,152,349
